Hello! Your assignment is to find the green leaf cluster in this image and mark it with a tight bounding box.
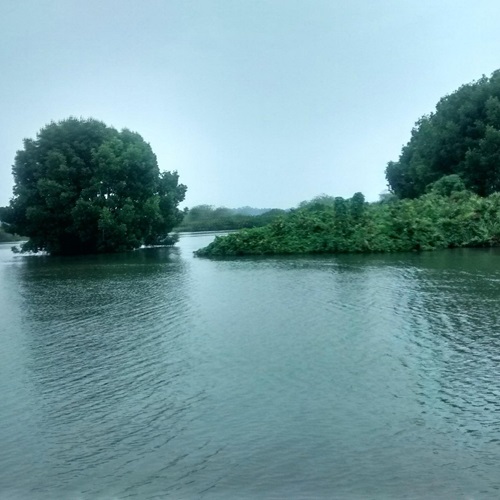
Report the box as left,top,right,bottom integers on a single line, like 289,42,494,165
0,118,186,255
386,70,500,198
195,190,500,257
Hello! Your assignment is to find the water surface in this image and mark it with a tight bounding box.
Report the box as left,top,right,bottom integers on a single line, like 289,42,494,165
1,235,500,499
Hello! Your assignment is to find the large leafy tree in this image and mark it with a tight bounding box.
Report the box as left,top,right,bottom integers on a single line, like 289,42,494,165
386,70,500,198
0,117,186,254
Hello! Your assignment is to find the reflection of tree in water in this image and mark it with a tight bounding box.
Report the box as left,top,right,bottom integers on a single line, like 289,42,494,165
19,247,187,372
15,247,218,498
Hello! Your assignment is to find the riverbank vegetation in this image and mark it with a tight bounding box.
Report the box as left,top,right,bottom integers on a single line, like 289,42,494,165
197,70,500,257
196,186,500,256
176,205,286,232
4,71,500,258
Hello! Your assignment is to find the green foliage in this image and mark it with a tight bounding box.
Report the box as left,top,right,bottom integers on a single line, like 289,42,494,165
176,205,286,232
427,174,466,196
1,117,186,254
386,70,500,198
195,191,500,257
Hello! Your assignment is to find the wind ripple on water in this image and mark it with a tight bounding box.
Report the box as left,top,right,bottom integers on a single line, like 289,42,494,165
2,245,500,498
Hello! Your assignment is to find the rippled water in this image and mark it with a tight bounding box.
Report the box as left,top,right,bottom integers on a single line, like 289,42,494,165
1,234,500,499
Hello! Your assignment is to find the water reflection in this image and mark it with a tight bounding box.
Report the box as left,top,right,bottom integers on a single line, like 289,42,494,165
4,246,224,498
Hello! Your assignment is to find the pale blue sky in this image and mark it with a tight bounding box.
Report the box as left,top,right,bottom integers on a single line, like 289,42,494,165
2,0,500,209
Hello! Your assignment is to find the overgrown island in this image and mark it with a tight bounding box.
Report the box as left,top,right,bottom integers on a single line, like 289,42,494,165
196,70,500,257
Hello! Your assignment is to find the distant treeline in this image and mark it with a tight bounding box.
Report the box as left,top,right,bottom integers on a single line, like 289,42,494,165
195,185,500,256
0,225,22,243
175,205,287,232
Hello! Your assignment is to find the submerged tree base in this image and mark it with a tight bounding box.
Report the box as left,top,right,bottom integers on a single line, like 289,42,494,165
195,191,500,257
0,117,186,256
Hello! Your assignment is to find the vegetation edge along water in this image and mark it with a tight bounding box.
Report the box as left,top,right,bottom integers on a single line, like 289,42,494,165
5,70,500,257
197,70,500,257
195,185,500,257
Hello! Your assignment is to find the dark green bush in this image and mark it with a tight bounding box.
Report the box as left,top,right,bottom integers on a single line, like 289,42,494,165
195,191,500,257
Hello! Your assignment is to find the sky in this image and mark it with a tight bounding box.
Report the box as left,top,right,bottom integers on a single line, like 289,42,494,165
2,0,500,210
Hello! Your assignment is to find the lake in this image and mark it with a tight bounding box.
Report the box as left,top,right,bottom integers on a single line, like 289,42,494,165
1,233,500,499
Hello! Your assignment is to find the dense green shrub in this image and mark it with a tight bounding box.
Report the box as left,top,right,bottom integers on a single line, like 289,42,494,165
195,191,500,257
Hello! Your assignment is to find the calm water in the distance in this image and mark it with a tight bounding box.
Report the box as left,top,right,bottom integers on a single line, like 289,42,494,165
1,233,500,499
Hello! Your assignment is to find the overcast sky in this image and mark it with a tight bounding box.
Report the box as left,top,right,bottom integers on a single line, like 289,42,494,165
1,1,500,209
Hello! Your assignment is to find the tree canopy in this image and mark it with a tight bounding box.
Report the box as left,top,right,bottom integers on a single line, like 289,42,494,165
386,70,500,198
0,117,186,254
